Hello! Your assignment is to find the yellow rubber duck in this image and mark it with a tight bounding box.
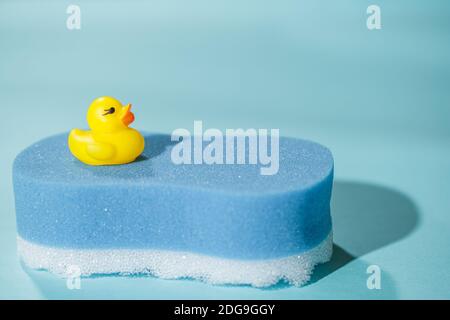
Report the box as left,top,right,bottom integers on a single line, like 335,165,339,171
68,96,145,165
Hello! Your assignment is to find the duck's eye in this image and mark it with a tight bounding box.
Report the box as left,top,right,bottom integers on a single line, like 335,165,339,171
102,107,115,116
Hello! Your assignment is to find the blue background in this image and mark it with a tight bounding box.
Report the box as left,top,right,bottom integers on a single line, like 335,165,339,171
1,0,449,299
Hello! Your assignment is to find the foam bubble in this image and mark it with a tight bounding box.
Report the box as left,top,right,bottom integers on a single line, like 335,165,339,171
18,231,332,288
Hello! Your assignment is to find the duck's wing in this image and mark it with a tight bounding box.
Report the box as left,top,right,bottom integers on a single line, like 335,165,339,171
69,129,92,143
85,141,116,161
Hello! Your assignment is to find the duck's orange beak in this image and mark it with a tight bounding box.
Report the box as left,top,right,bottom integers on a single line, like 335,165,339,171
120,104,135,126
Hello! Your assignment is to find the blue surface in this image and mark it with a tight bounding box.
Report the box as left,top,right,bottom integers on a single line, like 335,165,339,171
1,0,450,299
13,133,333,259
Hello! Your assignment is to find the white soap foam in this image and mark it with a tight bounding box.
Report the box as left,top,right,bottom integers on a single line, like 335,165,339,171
17,232,332,287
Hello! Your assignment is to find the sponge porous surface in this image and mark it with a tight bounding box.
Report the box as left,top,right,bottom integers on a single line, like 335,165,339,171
13,133,333,260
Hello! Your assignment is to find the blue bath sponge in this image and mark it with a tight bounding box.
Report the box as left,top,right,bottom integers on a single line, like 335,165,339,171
13,133,334,287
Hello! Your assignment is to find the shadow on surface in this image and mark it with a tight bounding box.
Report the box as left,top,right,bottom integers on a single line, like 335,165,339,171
331,180,420,258
308,180,420,296
310,244,354,283
141,133,177,159
132,133,177,162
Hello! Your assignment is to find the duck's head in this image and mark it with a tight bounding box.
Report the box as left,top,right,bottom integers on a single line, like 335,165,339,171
87,96,135,133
